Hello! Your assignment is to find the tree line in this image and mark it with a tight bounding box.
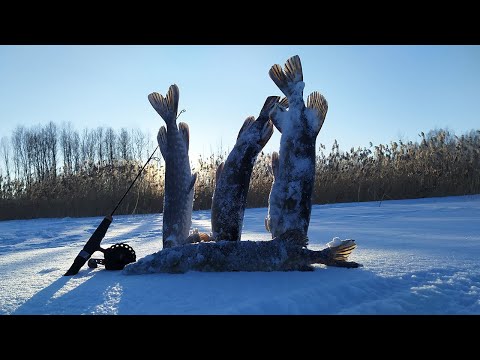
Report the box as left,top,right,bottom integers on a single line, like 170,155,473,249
0,122,479,220
0,122,162,219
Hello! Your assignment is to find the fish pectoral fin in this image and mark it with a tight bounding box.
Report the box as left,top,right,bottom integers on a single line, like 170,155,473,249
306,91,328,135
188,173,197,193
157,126,168,160
271,151,279,179
237,116,256,140
148,84,179,124
179,122,190,152
215,162,224,184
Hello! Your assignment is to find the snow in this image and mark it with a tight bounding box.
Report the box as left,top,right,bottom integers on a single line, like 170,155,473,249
1,195,480,314
327,237,344,248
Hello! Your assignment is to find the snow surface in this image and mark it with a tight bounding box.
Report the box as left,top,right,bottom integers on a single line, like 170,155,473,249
1,195,479,315
327,237,344,248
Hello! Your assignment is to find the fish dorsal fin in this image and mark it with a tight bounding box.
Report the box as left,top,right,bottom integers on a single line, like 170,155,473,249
157,126,168,160
188,172,197,193
148,84,179,124
271,151,279,179
259,96,280,118
269,55,303,97
307,91,328,134
215,162,224,184
259,120,274,148
237,116,255,140
178,122,190,152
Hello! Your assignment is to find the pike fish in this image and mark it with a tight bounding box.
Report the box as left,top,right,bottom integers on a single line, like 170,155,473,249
211,96,284,241
265,55,328,238
148,84,197,248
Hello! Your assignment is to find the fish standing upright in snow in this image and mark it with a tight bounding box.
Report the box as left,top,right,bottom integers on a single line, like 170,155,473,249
265,55,328,238
211,96,283,241
148,84,197,248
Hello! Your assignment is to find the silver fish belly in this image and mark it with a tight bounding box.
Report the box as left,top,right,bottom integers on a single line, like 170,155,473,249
211,96,279,241
265,55,328,239
148,84,197,249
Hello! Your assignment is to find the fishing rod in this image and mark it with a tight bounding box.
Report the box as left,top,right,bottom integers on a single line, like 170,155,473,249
64,145,159,276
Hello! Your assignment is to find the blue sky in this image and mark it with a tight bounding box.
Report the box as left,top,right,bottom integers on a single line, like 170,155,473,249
0,45,479,162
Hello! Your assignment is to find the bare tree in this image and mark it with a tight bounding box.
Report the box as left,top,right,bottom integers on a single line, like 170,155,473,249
105,127,116,166
81,128,97,169
95,127,105,165
27,127,41,181
12,126,28,182
45,121,57,178
11,130,19,180
118,128,131,163
61,122,74,175
72,130,80,174
0,136,11,181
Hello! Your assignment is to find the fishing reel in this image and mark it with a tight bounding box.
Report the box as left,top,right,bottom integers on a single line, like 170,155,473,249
88,243,136,270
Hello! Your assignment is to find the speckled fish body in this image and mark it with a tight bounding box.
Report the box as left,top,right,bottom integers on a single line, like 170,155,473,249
211,96,281,241
266,55,328,238
148,85,197,248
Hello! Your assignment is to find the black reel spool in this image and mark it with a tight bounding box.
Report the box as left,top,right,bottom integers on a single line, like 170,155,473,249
88,243,136,270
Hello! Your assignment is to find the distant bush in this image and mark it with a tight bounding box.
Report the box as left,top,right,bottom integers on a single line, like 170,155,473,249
1,123,479,220
0,161,164,220
313,129,480,204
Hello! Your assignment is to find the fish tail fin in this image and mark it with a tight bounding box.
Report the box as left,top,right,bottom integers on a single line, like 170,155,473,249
237,116,256,140
215,162,224,184
157,126,167,160
178,122,190,152
259,120,274,148
307,91,328,134
284,55,303,83
198,232,211,242
269,55,303,97
259,96,281,118
148,84,179,125
269,64,290,97
329,239,357,262
279,96,289,108
269,97,289,134
185,230,212,244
